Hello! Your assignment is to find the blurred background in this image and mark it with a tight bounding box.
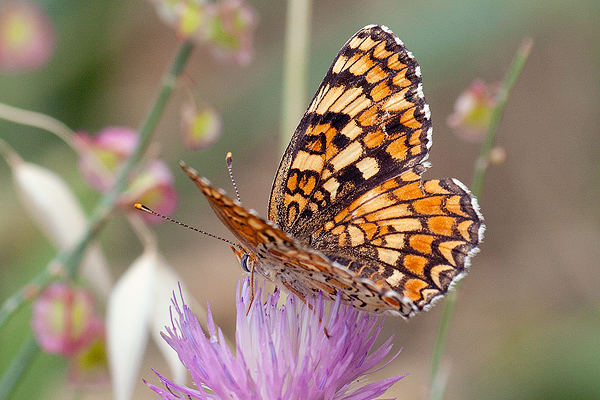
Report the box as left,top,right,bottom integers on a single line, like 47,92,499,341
1,0,599,399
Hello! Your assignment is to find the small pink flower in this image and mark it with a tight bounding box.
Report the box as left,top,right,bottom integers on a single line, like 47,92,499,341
75,126,178,223
148,0,181,26
67,323,110,387
31,283,103,357
175,1,204,39
488,146,507,165
0,1,55,72
120,160,178,224
447,79,500,142
74,127,139,192
181,102,222,150
203,0,258,65
149,0,258,65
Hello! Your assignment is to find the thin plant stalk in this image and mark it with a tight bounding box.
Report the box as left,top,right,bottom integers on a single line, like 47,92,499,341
0,41,194,399
0,103,76,149
0,334,38,400
428,37,533,400
281,0,312,152
471,37,534,198
96,41,194,213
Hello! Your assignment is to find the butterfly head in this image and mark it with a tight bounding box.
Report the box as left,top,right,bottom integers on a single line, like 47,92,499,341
231,244,252,273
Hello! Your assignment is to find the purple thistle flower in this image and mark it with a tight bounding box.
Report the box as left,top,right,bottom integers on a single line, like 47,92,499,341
146,278,405,400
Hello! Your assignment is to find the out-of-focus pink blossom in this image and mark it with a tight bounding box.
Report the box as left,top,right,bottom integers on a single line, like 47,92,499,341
447,79,500,142
120,160,178,224
204,0,258,65
181,102,222,150
176,1,204,38
74,127,139,192
67,323,109,387
489,146,507,165
31,283,103,357
149,0,258,65
0,1,55,72
75,126,178,223
148,0,181,26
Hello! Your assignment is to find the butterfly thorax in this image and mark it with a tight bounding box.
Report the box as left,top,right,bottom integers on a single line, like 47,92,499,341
229,230,346,301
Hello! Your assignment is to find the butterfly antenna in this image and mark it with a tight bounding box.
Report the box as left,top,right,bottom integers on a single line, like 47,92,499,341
134,203,242,250
226,152,242,203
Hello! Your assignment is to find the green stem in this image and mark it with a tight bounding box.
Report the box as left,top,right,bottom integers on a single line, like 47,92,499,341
0,334,38,400
98,40,194,211
428,37,533,400
471,37,533,199
428,286,458,400
281,0,312,152
0,103,76,149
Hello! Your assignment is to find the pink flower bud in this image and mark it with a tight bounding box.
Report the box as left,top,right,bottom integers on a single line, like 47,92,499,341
120,160,178,224
149,0,257,65
204,0,258,65
31,283,102,357
67,328,109,387
447,79,500,142
0,1,55,72
489,146,507,165
74,127,139,192
176,2,204,39
181,102,222,150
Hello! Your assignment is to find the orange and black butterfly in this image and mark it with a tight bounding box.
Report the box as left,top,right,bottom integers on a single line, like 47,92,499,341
181,25,484,318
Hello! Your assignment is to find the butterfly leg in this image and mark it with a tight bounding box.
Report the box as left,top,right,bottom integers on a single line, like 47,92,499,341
246,263,256,315
281,281,330,338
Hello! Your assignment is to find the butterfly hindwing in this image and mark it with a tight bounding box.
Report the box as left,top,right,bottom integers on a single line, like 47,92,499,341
309,168,484,314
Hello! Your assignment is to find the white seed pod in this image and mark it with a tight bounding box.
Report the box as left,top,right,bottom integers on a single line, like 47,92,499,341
11,157,112,297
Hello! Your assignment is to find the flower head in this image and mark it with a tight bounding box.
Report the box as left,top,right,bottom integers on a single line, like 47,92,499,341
146,279,404,399
181,102,222,150
74,127,178,223
0,1,55,72
31,283,104,357
66,327,109,387
203,0,257,65
447,79,500,142
149,0,257,65
74,126,139,192
119,160,178,224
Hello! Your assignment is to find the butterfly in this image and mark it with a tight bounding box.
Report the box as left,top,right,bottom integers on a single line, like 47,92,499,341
181,24,484,318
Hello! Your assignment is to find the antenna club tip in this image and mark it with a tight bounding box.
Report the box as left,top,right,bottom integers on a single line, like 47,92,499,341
134,203,152,214
226,152,233,166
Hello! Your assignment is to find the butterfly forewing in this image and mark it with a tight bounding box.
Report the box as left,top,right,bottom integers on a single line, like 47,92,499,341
268,25,432,242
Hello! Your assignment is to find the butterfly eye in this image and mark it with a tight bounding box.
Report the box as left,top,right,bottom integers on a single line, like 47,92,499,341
240,253,251,273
